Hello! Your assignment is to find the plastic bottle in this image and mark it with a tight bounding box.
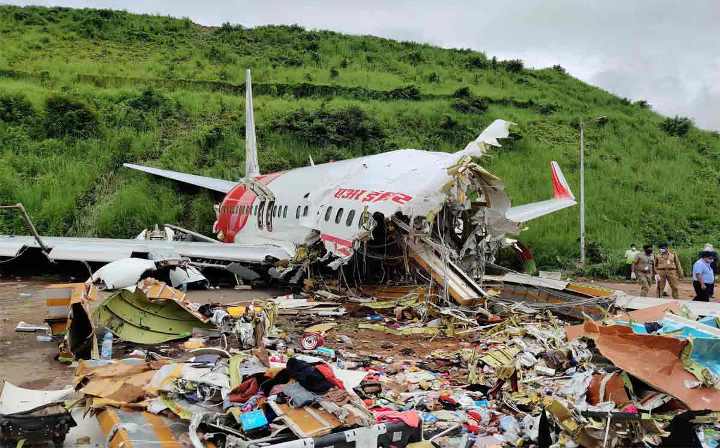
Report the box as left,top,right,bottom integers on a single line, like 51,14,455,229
101,331,113,360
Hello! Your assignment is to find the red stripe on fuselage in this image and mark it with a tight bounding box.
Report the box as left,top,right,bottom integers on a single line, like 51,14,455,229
216,172,284,242
320,234,353,256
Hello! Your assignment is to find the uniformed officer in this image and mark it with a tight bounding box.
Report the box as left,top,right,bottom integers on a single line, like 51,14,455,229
654,243,683,299
631,244,655,296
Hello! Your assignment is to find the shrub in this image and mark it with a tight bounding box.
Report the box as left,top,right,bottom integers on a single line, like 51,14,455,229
272,106,385,149
452,97,488,114
386,85,421,100
329,67,339,79
552,64,566,74
127,88,169,112
452,87,472,98
0,93,35,123
660,115,692,137
502,59,524,73
43,95,99,138
465,55,488,69
197,125,224,151
635,100,650,109
427,72,440,83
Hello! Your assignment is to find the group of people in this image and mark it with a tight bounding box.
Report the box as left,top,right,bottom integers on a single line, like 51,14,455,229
624,243,718,302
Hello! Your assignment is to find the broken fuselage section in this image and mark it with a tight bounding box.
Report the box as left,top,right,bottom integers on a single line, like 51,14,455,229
212,120,573,287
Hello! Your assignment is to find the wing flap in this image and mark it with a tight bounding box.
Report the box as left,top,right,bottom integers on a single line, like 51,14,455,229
123,163,237,193
48,245,133,263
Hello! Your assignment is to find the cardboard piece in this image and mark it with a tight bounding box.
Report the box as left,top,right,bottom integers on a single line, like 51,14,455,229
269,401,342,438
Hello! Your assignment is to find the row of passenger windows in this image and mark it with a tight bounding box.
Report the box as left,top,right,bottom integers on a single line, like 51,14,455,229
222,202,361,228
324,206,358,228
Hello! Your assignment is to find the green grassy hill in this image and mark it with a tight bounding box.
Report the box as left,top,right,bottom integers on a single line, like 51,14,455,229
1,5,718,270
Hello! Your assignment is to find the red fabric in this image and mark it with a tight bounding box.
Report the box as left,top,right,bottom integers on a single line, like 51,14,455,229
373,410,420,428
228,377,259,403
314,363,345,390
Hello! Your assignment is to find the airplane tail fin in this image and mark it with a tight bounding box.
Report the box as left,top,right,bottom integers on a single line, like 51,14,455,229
504,161,576,223
244,69,260,179
550,160,575,200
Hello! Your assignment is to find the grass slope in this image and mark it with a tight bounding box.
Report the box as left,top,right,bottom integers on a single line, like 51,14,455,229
1,5,718,270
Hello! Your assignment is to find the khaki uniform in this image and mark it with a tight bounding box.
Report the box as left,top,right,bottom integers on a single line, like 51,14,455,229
654,251,683,299
633,253,654,296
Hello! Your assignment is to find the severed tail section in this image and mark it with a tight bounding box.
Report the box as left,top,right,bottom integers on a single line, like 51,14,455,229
504,161,576,223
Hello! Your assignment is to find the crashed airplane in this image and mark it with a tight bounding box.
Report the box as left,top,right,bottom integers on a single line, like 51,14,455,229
0,70,576,291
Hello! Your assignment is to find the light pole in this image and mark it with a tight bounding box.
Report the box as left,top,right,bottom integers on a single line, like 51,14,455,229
578,116,607,266
579,121,585,265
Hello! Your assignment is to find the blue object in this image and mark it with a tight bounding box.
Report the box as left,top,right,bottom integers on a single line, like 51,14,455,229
101,331,113,360
421,412,438,423
240,410,268,432
622,316,720,377
693,259,715,284
474,400,490,408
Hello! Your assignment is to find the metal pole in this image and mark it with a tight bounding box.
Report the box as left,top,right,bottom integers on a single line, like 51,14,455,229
579,121,585,265
0,203,54,262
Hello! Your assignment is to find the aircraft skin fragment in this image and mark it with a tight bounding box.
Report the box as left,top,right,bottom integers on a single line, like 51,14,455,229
94,280,212,345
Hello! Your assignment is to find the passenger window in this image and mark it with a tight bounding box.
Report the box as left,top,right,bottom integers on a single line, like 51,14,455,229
346,209,355,226
335,208,344,224
257,202,265,229
266,201,274,232
283,206,288,218
272,205,277,217
325,206,333,222
303,206,309,217
296,206,301,219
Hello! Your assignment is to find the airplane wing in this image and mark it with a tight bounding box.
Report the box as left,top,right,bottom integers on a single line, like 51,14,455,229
0,235,291,266
123,163,238,193
505,161,577,223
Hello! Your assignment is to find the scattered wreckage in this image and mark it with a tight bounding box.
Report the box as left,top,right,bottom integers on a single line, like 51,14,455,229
4,262,720,447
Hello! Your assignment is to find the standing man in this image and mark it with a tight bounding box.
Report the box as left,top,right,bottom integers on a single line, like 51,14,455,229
632,244,655,296
654,243,683,299
624,244,640,280
692,251,715,301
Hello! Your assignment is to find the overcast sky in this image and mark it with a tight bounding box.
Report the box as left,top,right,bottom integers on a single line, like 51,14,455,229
7,0,720,130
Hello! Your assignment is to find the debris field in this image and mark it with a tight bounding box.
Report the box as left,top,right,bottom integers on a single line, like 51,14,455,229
2,260,720,448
